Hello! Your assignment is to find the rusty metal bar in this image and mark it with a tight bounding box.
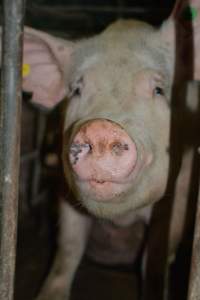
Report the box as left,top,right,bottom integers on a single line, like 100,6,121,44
0,0,25,299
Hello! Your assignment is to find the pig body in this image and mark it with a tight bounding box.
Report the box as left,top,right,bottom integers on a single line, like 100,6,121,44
5,2,199,298
35,22,194,300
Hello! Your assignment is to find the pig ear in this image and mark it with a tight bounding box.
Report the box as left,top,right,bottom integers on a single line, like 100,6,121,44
162,0,200,80
22,27,75,109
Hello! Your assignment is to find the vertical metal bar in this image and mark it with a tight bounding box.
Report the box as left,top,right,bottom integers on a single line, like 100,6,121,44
188,150,200,300
0,1,25,299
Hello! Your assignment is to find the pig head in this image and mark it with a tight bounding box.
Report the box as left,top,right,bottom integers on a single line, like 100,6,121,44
24,22,171,219
62,22,171,219
20,0,200,221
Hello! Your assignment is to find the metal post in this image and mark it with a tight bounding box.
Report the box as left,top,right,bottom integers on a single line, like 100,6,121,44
0,1,25,299
188,150,200,300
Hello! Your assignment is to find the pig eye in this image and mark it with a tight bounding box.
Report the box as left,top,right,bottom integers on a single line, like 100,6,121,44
72,87,81,97
154,86,164,97
69,76,83,99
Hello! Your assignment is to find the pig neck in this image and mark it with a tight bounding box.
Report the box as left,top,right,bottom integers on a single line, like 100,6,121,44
111,204,153,227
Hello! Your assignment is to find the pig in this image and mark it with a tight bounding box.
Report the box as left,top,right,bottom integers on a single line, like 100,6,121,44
4,0,199,299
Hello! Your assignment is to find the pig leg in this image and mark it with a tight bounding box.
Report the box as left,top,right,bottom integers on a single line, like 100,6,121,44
36,199,92,300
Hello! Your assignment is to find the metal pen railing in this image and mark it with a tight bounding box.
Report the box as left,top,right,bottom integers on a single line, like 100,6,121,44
0,0,25,299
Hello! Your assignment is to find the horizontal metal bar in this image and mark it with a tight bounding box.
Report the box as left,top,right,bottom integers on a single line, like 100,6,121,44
28,4,171,14
0,0,25,299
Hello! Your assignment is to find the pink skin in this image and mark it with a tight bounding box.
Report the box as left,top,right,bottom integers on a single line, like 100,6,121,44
69,119,139,201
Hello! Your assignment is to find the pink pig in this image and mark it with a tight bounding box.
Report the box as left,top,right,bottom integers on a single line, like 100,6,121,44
8,0,200,299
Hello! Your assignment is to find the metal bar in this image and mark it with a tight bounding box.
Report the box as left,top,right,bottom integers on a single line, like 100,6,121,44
188,172,200,300
187,85,200,300
0,1,25,299
28,4,170,14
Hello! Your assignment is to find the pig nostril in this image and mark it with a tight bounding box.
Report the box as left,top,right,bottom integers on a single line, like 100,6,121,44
124,144,129,151
69,143,93,165
88,143,93,153
112,142,129,155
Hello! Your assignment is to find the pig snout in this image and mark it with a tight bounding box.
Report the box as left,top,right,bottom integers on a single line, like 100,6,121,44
69,119,137,185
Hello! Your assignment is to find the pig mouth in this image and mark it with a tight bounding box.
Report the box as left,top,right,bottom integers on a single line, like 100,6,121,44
76,177,131,202
88,179,125,187
88,180,119,192
75,162,152,204
78,177,130,187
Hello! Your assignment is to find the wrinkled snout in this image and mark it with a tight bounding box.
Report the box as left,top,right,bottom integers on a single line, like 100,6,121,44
69,119,137,184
